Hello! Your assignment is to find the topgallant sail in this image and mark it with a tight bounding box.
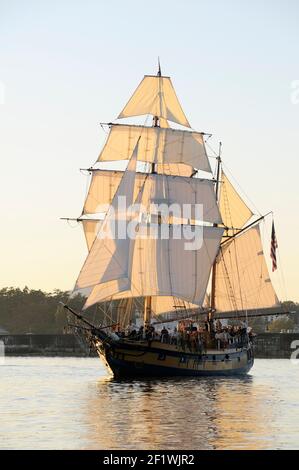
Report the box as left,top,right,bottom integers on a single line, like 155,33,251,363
62,66,285,377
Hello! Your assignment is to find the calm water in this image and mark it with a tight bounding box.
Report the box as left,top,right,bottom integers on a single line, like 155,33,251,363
0,357,298,450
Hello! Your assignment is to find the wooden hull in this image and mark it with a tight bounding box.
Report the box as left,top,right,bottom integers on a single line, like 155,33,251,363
91,334,254,378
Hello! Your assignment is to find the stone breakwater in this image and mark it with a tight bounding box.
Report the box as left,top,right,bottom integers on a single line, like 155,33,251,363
253,332,299,358
0,334,95,356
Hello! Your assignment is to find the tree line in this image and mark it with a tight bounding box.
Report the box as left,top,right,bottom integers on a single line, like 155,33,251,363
0,287,87,334
0,287,298,334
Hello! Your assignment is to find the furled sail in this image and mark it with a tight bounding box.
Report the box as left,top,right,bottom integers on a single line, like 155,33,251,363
83,225,224,310
149,296,199,316
219,172,253,230
118,75,190,128
74,141,140,292
83,170,222,225
97,124,211,173
156,163,192,177
214,225,279,312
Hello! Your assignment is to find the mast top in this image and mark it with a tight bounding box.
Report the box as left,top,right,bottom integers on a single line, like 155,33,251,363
218,141,222,161
157,57,161,77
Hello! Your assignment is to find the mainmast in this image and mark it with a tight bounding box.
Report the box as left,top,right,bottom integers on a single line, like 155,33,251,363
210,142,222,313
145,60,162,328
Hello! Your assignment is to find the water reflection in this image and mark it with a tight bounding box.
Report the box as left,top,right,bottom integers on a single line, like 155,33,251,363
1,358,298,449
83,374,275,450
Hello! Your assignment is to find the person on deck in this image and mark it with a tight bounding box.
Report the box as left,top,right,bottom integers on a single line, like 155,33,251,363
240,321,248,345
161,326,169,343
171,328,178,345
215,331,222,350
216,319,222,332
137,326,144,340
222,328,229,350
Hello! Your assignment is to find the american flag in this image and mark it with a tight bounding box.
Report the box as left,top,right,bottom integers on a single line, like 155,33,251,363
270,221,278,272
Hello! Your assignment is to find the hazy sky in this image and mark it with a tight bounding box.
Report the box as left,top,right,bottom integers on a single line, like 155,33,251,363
0,0,298,301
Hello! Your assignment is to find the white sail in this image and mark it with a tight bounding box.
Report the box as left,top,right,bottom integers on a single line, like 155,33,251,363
83,170,146,215
214,225,279,312
83,226,224,309
83,170,221,224
67,68,281,339
74,142,140,292
118,75,190,128
219,171,253,230
97,125,210,172
81,219,101,251
139,174,222,224
86,292,198,316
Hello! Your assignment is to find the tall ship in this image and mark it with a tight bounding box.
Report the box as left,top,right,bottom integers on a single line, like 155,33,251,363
62,65,285,377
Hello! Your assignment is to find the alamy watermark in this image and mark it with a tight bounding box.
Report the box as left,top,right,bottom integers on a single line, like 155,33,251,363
0,340,5,365
290,80,299,105
290,340,299,365
0,81,5,105
94,198,205,251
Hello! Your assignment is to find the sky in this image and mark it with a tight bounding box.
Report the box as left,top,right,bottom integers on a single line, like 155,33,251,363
0,0,298,301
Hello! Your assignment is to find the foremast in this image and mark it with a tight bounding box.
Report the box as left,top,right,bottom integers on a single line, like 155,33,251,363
67,66,227,320
144,60,161,329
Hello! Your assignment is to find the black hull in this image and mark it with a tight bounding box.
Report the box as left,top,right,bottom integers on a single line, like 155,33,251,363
91,332,254,378
102,355,253,378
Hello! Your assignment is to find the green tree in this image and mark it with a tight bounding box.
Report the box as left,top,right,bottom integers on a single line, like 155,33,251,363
268,317,295,333
281,301,299,324
0,287,86,334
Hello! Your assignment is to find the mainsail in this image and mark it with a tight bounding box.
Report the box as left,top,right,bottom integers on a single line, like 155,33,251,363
214,225,278,312
212,168,279,314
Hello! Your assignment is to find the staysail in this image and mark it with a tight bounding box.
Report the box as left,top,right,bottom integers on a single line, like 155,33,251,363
74,141,140,294
219,171,253,231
